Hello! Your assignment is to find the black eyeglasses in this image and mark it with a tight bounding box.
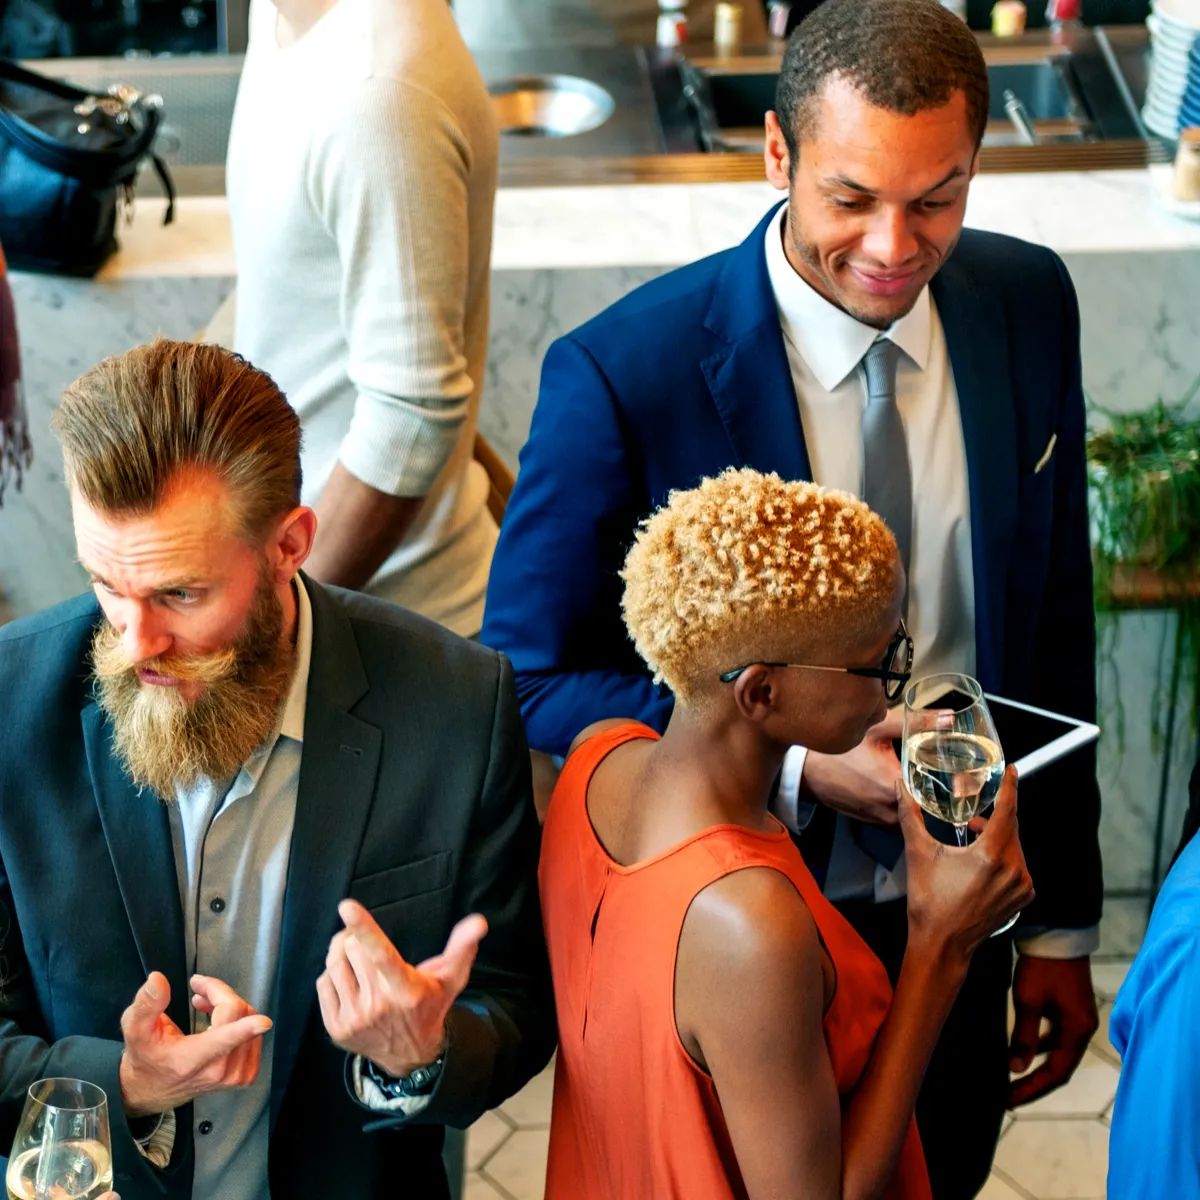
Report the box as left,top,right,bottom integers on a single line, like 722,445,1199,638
718,619,914,702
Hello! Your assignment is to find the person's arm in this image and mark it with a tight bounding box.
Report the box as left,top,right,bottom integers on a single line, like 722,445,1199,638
481,335,672,753
675,868,843,1199
0,879,132,1161
306,466,423,592
304,78,483,589
0,869,270,1186
1006,251,1102,1105
323,655,557,1128
793,709,906,829
676,776,1032,1200
677,867,966,1200
1108,932,1200,1200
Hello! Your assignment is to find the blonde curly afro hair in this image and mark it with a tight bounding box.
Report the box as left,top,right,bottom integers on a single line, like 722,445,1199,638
621,467,901,702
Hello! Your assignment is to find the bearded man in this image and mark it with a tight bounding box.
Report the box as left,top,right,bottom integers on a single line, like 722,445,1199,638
0,339,554,1200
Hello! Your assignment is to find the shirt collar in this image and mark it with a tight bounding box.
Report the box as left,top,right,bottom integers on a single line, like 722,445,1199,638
763,203,932,391
278,574,312,744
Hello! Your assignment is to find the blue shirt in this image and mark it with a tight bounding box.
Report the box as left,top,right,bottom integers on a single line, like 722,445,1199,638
1108,834,1200,1198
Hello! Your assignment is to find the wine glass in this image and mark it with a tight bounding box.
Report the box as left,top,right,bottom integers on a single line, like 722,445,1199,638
902,673,1004,845
5,1079,113,1200
902,672,1017,936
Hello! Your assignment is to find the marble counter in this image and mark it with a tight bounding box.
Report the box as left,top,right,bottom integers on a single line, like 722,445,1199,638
101,167,1200,280
7,166,1200,953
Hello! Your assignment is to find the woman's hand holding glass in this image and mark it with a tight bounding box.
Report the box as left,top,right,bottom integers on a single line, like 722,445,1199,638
899,765,1035,963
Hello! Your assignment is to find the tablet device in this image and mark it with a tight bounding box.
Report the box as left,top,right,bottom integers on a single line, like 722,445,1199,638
912,684,1100,779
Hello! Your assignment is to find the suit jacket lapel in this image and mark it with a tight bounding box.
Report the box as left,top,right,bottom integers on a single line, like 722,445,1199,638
932,251,1018,690
82,704,191,1034
701,202,813,483
269,578,381,1129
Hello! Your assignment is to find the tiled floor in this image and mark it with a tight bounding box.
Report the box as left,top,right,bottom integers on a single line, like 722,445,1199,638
465,957,1133,1200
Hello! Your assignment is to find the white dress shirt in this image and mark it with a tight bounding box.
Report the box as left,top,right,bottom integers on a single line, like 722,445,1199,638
764,204,1098,959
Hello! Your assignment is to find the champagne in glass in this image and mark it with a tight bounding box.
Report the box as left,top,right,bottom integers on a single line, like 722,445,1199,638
5,1079,113,1200
902,673,1005,846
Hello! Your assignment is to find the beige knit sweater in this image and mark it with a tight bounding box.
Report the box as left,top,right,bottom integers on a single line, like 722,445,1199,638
227,0,498,635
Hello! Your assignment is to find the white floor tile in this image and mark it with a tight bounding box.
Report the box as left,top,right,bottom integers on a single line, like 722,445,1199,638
1012,1051,1120,1118
484,1129,551,1200
1091,959,1134,1000
1098,903,1147,959
498,1060,555,1129
468,1110,514,1171
1091,1000,1121,1065
464,1173,510,1200
993,1118,1110,1198
977,1173,1031,1200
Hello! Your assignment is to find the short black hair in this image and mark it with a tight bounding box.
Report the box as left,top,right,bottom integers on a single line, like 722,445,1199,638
775,0,989,162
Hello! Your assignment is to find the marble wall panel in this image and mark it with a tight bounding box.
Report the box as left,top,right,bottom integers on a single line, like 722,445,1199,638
1,274,234,617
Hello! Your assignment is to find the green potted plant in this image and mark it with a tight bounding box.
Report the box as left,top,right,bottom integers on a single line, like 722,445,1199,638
1088,377,1200,608
1087,373,1200,743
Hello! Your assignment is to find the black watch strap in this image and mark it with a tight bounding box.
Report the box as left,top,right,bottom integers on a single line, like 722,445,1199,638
364,1053,445,1099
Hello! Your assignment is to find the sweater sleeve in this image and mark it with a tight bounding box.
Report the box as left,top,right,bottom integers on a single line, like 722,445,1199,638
309,77,477,497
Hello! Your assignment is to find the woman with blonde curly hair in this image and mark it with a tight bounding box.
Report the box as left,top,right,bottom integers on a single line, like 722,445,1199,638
538,467,1033,1200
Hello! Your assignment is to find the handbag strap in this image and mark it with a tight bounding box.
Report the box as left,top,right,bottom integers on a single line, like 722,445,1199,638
150,151,176,226
0,57,164,185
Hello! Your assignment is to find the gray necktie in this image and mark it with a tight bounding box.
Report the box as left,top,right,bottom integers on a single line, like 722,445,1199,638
856,339,910,871
861,339,912,577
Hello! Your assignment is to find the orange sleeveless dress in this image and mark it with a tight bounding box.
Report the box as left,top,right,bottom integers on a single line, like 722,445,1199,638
538,724,932,1200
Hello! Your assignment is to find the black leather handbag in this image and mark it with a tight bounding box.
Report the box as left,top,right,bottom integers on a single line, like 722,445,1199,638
0,59,175,276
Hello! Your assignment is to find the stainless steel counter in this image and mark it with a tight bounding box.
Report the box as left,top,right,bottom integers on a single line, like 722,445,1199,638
30,26,1166,196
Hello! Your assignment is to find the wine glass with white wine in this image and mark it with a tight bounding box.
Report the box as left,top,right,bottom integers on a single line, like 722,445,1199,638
903,673,1006,844
5,1079,113,1200
903,672,1017,936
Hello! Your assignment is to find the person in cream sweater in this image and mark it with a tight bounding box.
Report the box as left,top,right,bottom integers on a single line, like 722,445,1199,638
226,0,499,637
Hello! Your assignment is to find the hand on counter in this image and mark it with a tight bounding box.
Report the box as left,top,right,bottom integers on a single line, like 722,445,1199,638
318,899,488,1079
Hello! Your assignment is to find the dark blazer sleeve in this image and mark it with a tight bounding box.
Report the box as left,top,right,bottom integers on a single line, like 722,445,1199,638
400,654,557,1129
1016,254,1103,934
480,335,674,755
0,852,146,1180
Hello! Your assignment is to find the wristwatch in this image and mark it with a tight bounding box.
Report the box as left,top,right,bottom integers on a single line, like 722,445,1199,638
364,1052,446,1099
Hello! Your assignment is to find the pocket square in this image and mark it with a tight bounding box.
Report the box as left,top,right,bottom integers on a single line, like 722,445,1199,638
1033,433,1057,474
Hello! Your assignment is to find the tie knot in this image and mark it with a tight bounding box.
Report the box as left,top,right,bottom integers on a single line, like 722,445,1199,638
863,339,901,402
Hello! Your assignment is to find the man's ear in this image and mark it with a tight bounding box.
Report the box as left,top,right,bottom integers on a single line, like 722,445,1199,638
271,506,318,583
764,110,793,191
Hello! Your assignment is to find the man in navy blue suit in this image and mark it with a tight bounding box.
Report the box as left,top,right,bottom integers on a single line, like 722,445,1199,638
483,0,1102,1194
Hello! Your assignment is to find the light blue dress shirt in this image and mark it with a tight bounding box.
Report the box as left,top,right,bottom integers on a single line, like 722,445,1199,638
153,579,425,1197
163,579,313,1199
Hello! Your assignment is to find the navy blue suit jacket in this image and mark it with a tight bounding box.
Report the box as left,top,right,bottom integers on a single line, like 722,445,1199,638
482,204,1102,932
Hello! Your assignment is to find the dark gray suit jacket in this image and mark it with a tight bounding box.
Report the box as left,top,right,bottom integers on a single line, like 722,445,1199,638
0,577,556,1199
